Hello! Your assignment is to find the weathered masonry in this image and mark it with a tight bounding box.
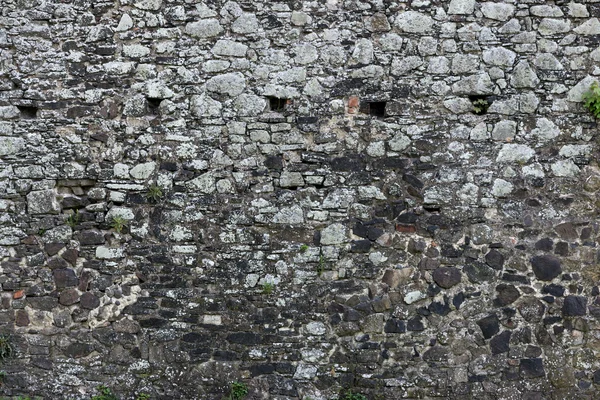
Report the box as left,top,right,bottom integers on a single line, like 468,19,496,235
1,0,600,399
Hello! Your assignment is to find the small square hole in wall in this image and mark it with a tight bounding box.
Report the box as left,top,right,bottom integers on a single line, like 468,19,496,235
360,101,387,117
17,105,38,119
268,97,287,112
147,98,163,115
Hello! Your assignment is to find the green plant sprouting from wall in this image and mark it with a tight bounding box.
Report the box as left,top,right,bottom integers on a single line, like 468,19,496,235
337,390,368,400
471,98,489,115
146,184,163,203
110,216,127,233
261,282,274,295
0,335,13,361
583,81,600,118
222,381,248,400
91,385,119,400
66,210,80,228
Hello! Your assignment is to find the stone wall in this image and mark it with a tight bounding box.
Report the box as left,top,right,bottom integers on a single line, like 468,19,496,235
1,0,600,398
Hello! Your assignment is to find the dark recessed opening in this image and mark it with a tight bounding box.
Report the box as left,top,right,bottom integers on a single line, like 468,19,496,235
147,98,163,115
360,101,387,117
17,105,38,119
268,97,287,112
469,95,492,115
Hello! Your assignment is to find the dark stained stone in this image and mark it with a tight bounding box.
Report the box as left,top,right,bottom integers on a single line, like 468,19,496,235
518,297,546,322
47,256,70,270
113,318,141,333
45,243,64,256
542,284,565,297
27,297,58,311
53,268,78,288
485,249,505,270
250,364,275,376
407,316,424,331
531,255,562,281
428,299,451,316
554,222,578,240
64,342,94,358
80,292,100,309
535,238,553,251
477,314,500,339
350,240,371,253
441,244,463,258
59,288,80,306
77,229,105,245
563,295,587,316
384,318,406,333
519,358,545,378
61,249,78,265
422,346,448,362
139,318,168,328
594,369,600,384
418,257,440,271
15,309,30,327
432,267,461,289
464,261,496,283
554,241,569,256
490,330,511,354
494,284,520,307
227,332,262,344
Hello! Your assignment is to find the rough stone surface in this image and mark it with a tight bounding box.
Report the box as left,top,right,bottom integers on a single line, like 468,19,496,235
0,1,598,399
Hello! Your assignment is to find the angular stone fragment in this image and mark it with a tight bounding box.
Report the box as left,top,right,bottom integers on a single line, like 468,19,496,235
518,297,546,322
130,161,156,180
531,255,562,281
492,120,517,141
477,314,500,339
563,295,587,316
384,318,406,333
279,171,304,188
134,0,162,11
490,330,511,354
520,358,545,378
432,267,461,289
54,268,78,288
538,19,571,36
574,18,600,35
272,205,304,224
190,93,222,117
59,288,80,306
482,47,516,67
511,61,539,88
80,292,100,309
494,284,520,306
452,72,494,95
320,223,347,245
464,262,495,283
212,40,248,57
232,13,260,34
382,268,411,289
365,13,390,32
78,230,105,245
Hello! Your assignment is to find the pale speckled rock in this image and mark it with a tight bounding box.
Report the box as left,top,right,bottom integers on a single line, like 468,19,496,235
272,205,304,224
130,161,156,180
534,53,564,70
206,72,246,96
448,0,476,15
496,144,535,163
511,61,539,88
482,47,516,67
123,44,150,58
190,93,222,117
186,172,216,194
481,2,515,21
96,246,125,259
567,75,597,102
0,136,25,156
552,160,580,177
233,94,266,116
185,19,223,38
212,40,248,57
492,178,514,197
452,72,494,95
27,190,60,214
134,0,161,10
232,13,260,34
0,106,20,119
492,120,517,141
530,118,561,143
320,223,347,245
574,18,600,35
391,56,423,75
538,19,571,36
116,14,133,31
395,11,434,33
